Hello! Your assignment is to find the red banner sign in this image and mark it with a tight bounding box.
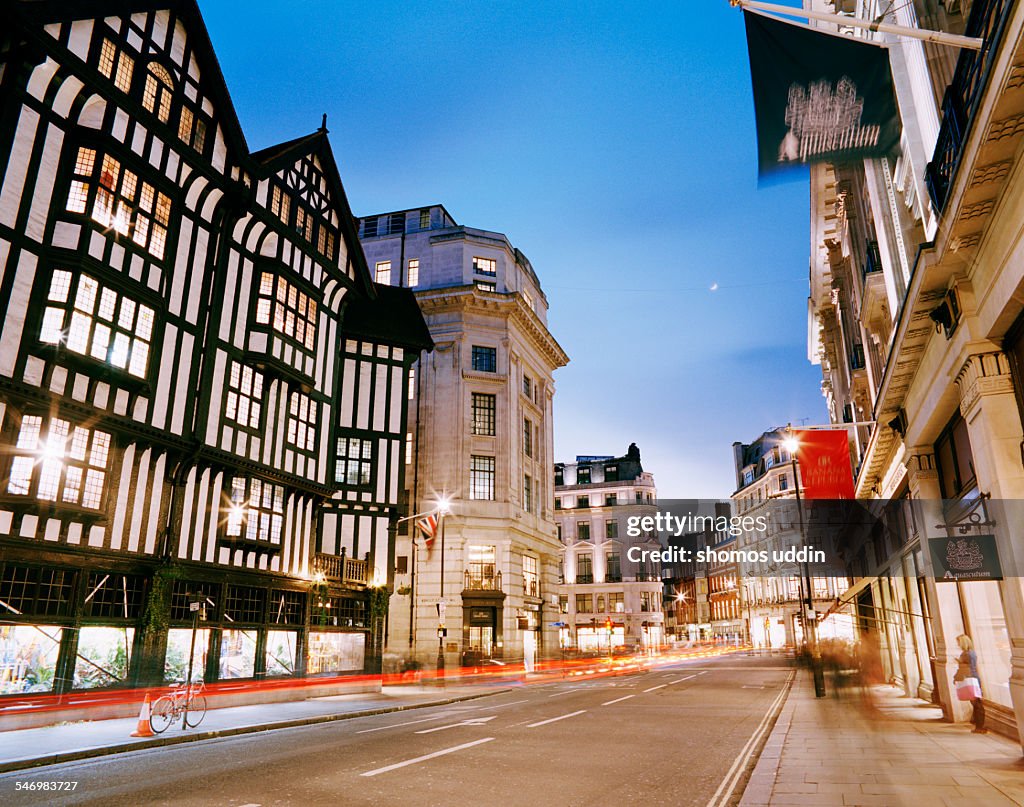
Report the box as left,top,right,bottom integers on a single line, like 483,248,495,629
794,429,855,499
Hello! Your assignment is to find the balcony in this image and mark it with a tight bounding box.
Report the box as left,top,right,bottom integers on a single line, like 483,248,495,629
634,572,661,582
464,570,502,592
925,0,1016,212
576,574,594,584
313,552,369,587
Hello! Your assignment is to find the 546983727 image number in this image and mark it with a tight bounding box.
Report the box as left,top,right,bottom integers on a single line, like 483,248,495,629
15,782,78,791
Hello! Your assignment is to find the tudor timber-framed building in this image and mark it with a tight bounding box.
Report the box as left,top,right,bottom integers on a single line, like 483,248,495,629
0,1,431,698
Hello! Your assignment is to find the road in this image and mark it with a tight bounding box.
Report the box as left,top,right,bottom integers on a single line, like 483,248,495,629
1,654,793,807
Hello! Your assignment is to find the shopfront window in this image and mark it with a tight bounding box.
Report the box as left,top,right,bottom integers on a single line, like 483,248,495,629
265,630,298,676
961,581,1012,708
164,628,210,682
0,625,61,694
219,628,258,679
74,626,134,689
307,632,365,674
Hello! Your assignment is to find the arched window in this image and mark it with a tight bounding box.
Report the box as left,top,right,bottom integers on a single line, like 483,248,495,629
142,62,174,123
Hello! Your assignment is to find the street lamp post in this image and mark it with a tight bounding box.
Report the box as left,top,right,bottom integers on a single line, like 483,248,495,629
783,431,826,698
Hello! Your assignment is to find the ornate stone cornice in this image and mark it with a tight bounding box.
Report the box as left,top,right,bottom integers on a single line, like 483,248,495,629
955,351,1014,416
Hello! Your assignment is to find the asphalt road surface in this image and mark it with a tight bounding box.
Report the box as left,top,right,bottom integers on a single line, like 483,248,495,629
1,654,794,807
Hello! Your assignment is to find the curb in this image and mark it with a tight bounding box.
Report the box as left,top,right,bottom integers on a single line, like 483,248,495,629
736,673,799,807
0,688,508,774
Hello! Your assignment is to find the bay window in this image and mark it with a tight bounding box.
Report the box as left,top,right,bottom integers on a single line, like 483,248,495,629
7,414,110,509
225,477,285,545
225,361,264,431
254,271,317,351
39,270,155,378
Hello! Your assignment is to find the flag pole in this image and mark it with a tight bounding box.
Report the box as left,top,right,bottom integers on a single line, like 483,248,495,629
729,0,985,51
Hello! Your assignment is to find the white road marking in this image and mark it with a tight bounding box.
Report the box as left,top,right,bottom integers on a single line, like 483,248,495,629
415,716,497,734
527,710,587,728
669,674,697,684
548,688,584,697
602,695,636,706
360,738,496,777
355,713,453,734
705,671,795,807
643,684,666,693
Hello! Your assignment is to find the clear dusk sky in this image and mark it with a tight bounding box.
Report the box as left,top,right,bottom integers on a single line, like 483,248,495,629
201,0,827,498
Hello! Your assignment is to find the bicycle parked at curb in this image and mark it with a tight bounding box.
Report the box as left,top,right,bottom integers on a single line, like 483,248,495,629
149,680,207,733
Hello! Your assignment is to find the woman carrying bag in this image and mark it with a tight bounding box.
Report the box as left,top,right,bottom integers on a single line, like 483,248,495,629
953,634,986,734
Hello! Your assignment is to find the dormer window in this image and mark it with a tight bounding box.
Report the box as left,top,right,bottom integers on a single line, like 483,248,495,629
142,63,174,123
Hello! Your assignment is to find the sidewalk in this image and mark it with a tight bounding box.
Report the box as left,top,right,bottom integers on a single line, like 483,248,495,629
0,683,506,774
740,673,1024,807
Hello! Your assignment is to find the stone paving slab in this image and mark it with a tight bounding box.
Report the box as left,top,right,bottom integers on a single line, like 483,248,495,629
738,672,1024,807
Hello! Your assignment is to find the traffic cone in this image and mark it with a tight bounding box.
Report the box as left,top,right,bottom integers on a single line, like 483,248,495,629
130,693,155,737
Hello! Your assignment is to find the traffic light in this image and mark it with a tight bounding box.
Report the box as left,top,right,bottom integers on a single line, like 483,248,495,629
605,618,612,631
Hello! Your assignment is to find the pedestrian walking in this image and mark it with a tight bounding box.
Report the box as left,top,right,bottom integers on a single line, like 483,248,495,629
953,634,986,734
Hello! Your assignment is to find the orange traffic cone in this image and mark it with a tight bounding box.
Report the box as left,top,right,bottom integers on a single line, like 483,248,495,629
130,693,155,737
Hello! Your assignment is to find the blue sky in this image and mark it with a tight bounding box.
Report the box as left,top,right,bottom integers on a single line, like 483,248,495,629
201,0,826,498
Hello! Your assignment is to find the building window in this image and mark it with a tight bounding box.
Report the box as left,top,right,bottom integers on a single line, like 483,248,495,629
388,213,404,235
362,216,378,238
294,206,314,243
270,185,291,226
473,256,497,276
522,374,532,398
98,38,134,93
408,366,416,400
609,592,624,613
7,415,111,509
779,474,788,491
523,417,533,457
407,259,419,287
559,595,568,614
226,477,285,545
286,391,317,452
225,362,264,431
577,522,590,542
604,464,618,482
577,467,591,485
577,554,593,583
336,437,374,487
475,280,496,292
39,271,155,378
576,594,593,613
177,106,207,153
471,393,496,436
604,493,617,507
405,433,413,466
640,592,653,612
576,495,589,508
254,272,317,351
606,520,618,540
935,413,976,499
523,555,538,597
523,474,533,513
66,147,172,259
522,289,534,310
470,455,495,500
607,552,621,581
471,346,496,373
142,62,174,123
467,545,496,586
375,261,392,285
418,208,430,229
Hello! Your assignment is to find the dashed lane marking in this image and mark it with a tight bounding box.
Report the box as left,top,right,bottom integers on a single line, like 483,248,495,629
526,710,587,728
360,738,496,777
602,695,636,706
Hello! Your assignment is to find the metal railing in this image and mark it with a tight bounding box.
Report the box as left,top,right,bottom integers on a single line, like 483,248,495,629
576,574,594,584
925,0,1015,211
464,570,502,591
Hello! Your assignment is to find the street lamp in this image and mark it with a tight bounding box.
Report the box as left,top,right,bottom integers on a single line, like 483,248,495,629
783,430,826,698
434,495,452,681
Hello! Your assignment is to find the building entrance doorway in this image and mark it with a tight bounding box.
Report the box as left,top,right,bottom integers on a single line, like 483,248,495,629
468,626,493,657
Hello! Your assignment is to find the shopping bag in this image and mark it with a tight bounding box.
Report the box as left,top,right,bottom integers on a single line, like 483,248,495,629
956,677,981,701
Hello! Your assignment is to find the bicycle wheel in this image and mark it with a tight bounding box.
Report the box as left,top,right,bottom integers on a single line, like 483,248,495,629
149,696,176,734
184,694,206,728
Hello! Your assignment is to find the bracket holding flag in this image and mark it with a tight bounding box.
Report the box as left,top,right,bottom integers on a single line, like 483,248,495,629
729,0,984,51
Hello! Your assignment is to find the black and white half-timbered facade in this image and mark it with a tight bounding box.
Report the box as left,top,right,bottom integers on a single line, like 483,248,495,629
0,0,431,696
